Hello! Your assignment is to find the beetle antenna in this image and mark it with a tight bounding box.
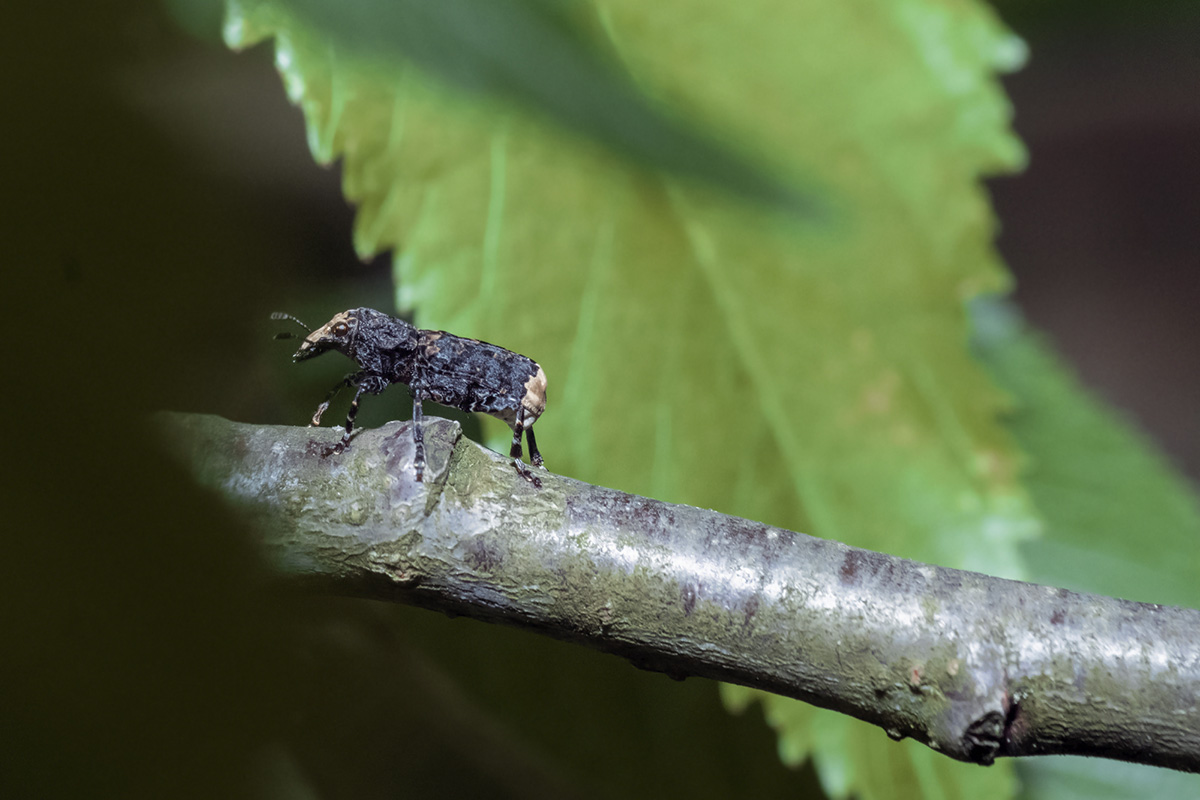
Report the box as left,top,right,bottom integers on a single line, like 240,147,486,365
271,312,311,340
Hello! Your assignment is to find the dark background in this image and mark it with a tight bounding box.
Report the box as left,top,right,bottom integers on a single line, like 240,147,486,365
993,8,1200,482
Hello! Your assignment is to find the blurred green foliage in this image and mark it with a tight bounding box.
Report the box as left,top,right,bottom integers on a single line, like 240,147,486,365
973,299,1200,611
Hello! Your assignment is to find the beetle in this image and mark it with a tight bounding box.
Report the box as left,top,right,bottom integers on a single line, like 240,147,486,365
272,308,547,486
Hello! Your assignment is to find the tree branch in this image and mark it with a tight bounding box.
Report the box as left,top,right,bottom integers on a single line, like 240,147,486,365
160,412,1200,772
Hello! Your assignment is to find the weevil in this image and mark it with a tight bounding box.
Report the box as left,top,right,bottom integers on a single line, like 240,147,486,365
272,308,547,487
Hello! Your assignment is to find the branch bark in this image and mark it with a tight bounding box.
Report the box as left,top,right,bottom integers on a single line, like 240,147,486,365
160,412,1200,772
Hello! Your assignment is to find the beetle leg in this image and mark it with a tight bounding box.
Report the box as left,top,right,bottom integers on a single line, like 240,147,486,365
329,383,369,454
509,408,525,462
312,372,363,426
511,456,542,488
525,426,544,469
411,392,426,482
509,408,542,487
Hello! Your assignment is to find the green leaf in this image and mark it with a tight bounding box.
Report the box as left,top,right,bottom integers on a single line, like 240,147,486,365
225,0,1034,563
1013,756,1200,800
971,299,1200,800
973,300,1200,609
245,0,812,210
225,0,1036,797
722,690,1016,800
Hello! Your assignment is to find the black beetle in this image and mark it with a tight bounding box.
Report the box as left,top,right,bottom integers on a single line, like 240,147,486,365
273,308,546,486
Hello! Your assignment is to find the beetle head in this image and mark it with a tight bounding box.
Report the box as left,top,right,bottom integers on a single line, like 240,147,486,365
291,310,359,362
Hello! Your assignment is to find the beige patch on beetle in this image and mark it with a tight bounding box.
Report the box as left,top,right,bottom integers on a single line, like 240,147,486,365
302,311,355,351
521,366,547,424
423,331,442,357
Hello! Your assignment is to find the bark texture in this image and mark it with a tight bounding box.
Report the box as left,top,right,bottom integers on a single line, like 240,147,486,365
160,413,1200,772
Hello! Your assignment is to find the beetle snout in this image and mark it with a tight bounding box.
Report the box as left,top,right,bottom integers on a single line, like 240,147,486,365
292,334,331,362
